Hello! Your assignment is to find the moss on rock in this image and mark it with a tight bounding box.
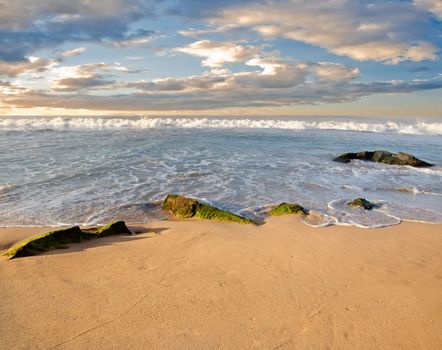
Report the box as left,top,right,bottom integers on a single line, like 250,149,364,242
163,194,256,224
347,198,376,210
162,194,198,218
82,220,132,238
195,204,255,224
3,226,82,258
270,202,307,216
3,221,131,259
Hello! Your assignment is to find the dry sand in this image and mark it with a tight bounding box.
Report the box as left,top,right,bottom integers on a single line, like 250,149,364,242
1,217,441,349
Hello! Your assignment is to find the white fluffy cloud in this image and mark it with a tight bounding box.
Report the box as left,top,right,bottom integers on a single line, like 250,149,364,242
175,40,261,67
202,0,438,63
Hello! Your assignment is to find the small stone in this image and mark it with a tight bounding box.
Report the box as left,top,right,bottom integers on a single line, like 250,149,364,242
347,198,376,210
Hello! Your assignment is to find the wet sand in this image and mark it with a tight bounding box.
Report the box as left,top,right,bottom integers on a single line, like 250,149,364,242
1,217,441,349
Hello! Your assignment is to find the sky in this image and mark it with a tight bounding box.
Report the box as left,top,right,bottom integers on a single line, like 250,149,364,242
0,0,441,117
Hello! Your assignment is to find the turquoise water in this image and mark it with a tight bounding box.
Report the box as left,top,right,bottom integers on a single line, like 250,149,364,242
0,116,441,227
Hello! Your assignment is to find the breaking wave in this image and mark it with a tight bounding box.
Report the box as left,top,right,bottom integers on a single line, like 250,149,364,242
0,117,441,135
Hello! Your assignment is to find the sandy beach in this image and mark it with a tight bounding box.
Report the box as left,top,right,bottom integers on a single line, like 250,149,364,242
1,217,441,349
1,0,442,348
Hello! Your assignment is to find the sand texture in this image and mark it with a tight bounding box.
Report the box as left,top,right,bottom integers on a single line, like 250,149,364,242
1,217,441,349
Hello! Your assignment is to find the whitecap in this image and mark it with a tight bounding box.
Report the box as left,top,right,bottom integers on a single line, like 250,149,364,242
0,117,441,135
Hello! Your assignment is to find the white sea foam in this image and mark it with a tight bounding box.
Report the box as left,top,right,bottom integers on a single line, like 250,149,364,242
0,117,441,135
300,211,338,227
328,199,403,228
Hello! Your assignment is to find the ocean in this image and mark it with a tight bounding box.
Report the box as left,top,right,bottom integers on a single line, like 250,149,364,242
1,116,441,228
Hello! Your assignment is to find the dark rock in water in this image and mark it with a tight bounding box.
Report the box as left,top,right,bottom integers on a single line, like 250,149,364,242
4,221,132,259
163,194,256,224
347,198,376,210
394,152,433,167
270,202,307,216
333,150,433,167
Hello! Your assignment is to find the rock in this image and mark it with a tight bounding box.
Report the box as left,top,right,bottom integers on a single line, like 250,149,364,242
82,220,132,238
163,194,256,224
347,198,376,210
395,152,433,167
333,150,433,167
269,202,307,216
163,194,199,218
4,221,132,259
3,226,82,258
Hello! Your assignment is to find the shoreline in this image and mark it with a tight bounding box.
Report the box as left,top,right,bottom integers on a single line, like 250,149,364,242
1,217,441,349
1,212,441,234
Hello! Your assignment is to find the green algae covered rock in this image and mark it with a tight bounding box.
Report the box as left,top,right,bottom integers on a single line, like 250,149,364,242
162,194,199,218
195,204,255,224
3,221,132,259
163,194,256,224
3,226,82,258
81,220,132,238
333,150,433,167
347,198,376,210
270,202,307,216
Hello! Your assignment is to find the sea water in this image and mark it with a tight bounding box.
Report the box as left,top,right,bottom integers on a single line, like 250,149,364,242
0,116,441,228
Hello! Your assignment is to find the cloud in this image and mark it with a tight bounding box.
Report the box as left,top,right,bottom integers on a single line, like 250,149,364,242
312,62,360,81
197,0,438,64
4,53,441,111
62,47,86,57
126,56,146,61
175,40,261,67
0,56,57,77
414,0,442,20
0,0,440,114
5,78,442,111
0,80,28,95
234,58,308,88
104,29,156,48
53,77,116,91
134,74,227,92
0,0,155,61
51,62,137,91
0,0,146,29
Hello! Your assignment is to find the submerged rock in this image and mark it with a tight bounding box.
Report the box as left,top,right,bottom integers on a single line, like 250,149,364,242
333,150,433,167
270,202,307,216
163,194,256,224
3,221,131,259
347,198,376,210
